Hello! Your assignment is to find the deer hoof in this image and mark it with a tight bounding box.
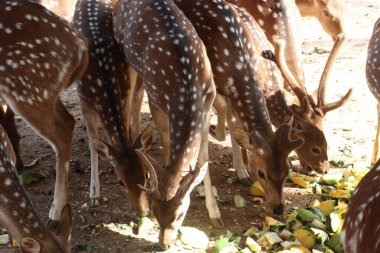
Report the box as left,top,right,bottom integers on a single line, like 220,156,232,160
47,219,59,230
90,198,100,207
210,217,225,228
238,177,253,186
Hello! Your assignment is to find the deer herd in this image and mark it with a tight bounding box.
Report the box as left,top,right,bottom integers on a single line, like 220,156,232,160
0,0,379,252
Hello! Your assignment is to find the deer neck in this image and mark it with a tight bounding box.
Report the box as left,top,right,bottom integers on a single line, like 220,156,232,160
265,91,293,127
229,0,305,87
295,0,316,17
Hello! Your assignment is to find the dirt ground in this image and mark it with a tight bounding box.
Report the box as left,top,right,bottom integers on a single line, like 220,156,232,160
1,0,380,252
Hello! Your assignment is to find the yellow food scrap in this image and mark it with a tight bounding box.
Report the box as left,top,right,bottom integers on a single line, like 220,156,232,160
290,176,309,188
329,189,351,199
250,181,266,197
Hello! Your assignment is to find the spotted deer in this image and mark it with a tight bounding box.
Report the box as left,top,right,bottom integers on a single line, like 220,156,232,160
341,158,380,253
219,0,351,173
173,0,304,216
0,0,88,226
71,0,152,215
366,18,380,165
296,0,345,41
0,124,73,253
113,0,216,249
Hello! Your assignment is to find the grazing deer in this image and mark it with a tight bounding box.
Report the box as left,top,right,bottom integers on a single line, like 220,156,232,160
367,18,380,165
0,0,88,226
221,0,351,173
72,0,151,215
0,124,73,253
113,0,216,249
296,0,345,41
174,0,304,216
341,158,380,253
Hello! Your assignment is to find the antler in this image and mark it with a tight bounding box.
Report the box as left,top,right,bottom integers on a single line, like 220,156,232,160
136,149,161,200
274,39,312,108
316,33,352,113
175,162,208,204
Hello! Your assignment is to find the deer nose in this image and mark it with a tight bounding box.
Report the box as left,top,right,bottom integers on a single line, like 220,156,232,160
273,204,284,215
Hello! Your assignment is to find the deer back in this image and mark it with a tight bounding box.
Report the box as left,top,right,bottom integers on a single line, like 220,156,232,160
341,159,380,253
0,0,87,113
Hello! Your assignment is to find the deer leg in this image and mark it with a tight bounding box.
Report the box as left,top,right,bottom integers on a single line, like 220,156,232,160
81,101,101,207
149,104,170,163
371,103,380,165
3,96,74,227
226,107,252,185
0,105,23,171
47,101,75,226
209,94,227,141
131,76,144,140
199,110,224,228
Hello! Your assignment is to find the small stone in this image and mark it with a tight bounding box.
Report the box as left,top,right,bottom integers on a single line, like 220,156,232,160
0,234,9,245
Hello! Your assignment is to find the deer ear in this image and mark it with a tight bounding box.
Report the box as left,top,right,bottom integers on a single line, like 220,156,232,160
133,126,153,151
93,139,115,162
20,237,41,253
56,204,72,240
276,123,305,154
234,127,253,150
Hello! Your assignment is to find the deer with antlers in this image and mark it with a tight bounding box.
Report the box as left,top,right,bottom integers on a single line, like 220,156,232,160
71,0,153,215
0,0,88,227
0,124,73,253
214,0,352,174
341,158,380,253
173,0,304,217
113,0,216,249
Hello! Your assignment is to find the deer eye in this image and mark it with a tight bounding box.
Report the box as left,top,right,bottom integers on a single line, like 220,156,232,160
323,9,329,16
312,147,321,155
258,170,266,179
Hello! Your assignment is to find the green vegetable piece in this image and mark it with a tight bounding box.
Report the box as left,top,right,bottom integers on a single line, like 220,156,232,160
19,171,44,186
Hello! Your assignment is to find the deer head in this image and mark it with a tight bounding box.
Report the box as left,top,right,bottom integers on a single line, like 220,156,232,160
93,127,153,215
234,118,304,214
274,38,352,172
313,0,345,41
138,152,209,249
